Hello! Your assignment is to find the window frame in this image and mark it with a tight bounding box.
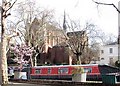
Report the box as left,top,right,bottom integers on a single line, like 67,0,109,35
35,69,41,74
48,68,52,74
109,48,113,54
58,67,69,74
101,50,104,54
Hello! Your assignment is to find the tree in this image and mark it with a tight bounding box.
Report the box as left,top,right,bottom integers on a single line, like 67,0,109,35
13,0,55,47
103,34,117,45
10,0,57,58
65,19,104,64
9,44,34,67
5,0,56,66
0,0,17,85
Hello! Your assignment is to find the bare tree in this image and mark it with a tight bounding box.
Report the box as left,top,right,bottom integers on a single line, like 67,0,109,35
0,0,17,85
103,34,117,44
65,18,104,64
13,0,55,48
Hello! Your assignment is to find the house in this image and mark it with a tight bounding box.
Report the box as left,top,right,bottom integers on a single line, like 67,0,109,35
99,42,118,65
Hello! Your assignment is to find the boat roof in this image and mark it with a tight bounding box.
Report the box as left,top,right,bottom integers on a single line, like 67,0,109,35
32,64,99,68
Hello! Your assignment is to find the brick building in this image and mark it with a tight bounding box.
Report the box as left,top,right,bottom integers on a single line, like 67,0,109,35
27,18,88,65
29,18,67,53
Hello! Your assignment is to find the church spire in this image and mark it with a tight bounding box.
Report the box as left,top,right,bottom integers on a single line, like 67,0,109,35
63,10,67,33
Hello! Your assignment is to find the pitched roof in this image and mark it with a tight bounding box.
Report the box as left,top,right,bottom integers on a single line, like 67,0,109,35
107,42,118,45
67,31,86,36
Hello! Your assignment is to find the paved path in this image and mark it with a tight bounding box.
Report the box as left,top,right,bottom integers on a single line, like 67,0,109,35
0,82,51,86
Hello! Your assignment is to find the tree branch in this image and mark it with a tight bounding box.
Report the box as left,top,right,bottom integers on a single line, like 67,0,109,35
6,0,17,12
92,0,120,14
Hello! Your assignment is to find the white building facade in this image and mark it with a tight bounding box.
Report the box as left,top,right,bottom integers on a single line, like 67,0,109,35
98,2,120,65
99,42,118,65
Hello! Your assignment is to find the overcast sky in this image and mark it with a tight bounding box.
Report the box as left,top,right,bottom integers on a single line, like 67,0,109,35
35,0,119,36
0,0,119,36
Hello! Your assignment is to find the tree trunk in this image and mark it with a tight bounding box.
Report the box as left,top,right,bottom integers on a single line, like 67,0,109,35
76,55,81,65
69,56,72,65
0,1,8,84
0,37,8,85
30,55,33,67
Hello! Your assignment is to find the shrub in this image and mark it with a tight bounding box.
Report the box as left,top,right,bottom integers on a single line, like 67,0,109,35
115,60,120,67
72,66,84,76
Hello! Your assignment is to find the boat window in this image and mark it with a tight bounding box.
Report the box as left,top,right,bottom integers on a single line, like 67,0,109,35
35,69,41,74
84,68,92,73
58,68,68,74
48,68,52,74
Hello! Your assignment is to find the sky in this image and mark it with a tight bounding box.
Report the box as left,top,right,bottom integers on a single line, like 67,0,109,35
0,0,119,36
34,0,119,36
